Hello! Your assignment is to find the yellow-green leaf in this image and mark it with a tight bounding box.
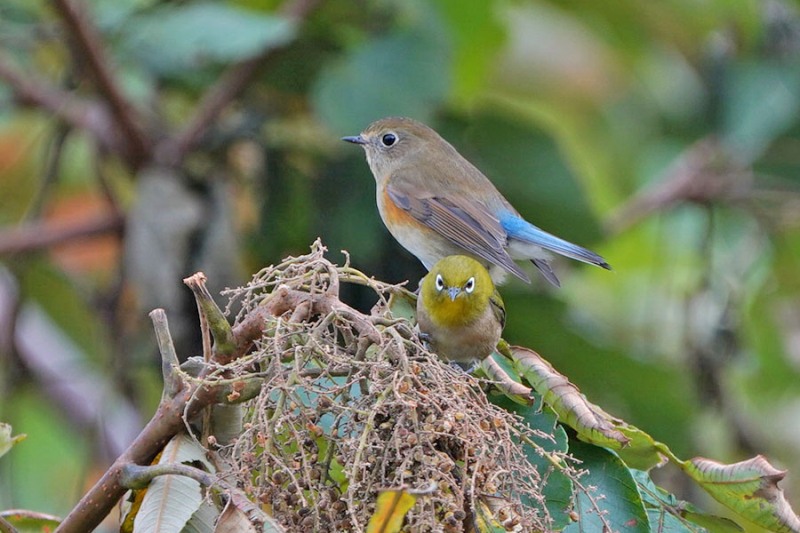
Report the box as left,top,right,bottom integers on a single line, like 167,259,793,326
366,490,418,533
684,455,800,533
120,488,147,533
386,291,417,322
0,422,26,459
0,510,61,531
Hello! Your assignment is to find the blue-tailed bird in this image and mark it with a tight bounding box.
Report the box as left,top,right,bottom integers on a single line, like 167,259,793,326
343,117,610,286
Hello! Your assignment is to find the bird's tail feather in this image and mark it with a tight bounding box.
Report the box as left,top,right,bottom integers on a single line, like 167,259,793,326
531,258,561,287
501,214,611,270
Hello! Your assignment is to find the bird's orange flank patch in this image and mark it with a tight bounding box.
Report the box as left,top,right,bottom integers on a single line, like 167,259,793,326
381,185,413,227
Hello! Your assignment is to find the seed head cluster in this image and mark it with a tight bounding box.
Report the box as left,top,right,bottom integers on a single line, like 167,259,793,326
216,242,577,531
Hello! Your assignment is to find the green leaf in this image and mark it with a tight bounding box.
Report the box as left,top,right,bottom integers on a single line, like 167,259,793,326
643,508,707,533
182,499,220,533
432,0,504,102
386,291,417,322
312,5,451,134
563,439,650,533
480,351,534,406
121,3,295,76
490,394,573,530
530,414,574,530
91,0,153,32
209,404,243,446
684,455,800,532
2,391,89,515
678,511,742,533
612,425,669,473
633,469,743,533
723,62,800,161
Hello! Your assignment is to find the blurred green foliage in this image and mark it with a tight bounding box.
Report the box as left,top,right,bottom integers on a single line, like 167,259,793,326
1,0,799,529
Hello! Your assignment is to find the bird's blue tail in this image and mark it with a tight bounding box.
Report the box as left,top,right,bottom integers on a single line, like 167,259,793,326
500,214,611,270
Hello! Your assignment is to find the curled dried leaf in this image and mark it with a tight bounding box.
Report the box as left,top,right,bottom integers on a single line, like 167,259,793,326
511,346,668,471
685,455,800,533
511,346,629,446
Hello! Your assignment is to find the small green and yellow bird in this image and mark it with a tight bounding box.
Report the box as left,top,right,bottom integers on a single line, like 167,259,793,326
416,255,505,367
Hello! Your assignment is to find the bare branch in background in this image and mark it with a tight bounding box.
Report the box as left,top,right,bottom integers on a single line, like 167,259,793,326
0,212,124,256
161,0,321,164
0,58,120,152
51,0,152,165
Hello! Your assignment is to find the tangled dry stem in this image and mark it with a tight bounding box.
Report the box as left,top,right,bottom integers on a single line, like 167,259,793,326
212,241,580,532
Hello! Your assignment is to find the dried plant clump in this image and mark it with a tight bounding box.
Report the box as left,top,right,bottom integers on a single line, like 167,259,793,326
216,242,576,532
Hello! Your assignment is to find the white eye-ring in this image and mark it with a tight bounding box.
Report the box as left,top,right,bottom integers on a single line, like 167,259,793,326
464,277,475,293
435,274,445,291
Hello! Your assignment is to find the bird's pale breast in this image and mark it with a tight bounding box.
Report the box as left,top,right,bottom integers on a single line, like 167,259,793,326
418,299,501,363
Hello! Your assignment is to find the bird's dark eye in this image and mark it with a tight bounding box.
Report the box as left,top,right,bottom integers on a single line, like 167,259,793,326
381,133,397,147
435,274,444,291
464,277,475,294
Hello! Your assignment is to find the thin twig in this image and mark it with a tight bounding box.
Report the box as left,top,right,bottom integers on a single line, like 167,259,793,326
51,0,150,165
25,123,71,220
0,58,116,149
159,0,321,164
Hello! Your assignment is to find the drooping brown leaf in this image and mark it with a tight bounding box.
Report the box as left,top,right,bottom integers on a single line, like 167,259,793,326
214,500,263,533
511,346,668,470
473,495,524,533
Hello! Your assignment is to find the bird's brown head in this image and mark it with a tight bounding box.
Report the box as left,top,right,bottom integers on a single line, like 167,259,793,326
342,117,458,182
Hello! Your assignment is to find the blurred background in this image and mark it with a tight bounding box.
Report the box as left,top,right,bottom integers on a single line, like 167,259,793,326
1,0,799,526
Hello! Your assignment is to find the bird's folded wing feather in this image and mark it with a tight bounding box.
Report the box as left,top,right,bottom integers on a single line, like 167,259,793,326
386,183,530,282
490,289,506,329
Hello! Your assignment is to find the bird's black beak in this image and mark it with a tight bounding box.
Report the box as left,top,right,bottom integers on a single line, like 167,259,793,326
342,135,366,145
447,287,461,301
